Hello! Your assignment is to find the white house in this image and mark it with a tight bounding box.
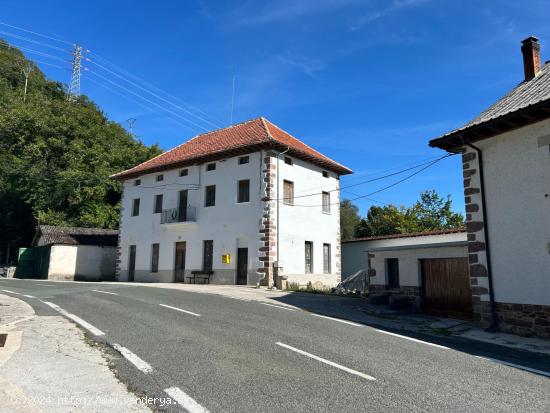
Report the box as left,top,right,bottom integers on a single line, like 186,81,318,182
429,37,550,338
342,229,469,317
111,117,352,288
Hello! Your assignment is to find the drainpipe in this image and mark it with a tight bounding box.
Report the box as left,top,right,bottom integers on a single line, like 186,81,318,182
275,147,290,285
462,138,498,331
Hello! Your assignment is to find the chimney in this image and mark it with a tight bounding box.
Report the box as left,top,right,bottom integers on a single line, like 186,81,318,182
521,36,541,81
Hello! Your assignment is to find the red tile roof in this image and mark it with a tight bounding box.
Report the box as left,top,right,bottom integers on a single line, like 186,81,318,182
342,227,466,243
111,117,352,180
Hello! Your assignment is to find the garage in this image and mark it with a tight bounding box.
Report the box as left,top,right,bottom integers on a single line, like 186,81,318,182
421,257,472,319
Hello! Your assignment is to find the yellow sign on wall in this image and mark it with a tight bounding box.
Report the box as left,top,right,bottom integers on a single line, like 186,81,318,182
222,254,231,264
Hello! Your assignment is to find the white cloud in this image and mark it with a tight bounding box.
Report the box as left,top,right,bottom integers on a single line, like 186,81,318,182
349,0,431,31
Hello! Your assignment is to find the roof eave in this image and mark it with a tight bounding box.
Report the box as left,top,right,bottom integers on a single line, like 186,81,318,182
429,98,550,151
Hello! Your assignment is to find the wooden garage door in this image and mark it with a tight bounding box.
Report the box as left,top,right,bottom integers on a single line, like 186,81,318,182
421,258,472,319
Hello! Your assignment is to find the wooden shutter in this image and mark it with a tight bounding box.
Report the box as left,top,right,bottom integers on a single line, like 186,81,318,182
284,180,294,205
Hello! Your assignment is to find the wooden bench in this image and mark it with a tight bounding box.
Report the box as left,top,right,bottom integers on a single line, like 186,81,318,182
186,270,214,284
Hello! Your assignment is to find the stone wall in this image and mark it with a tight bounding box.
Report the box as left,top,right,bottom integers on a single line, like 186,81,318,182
257,151,276,287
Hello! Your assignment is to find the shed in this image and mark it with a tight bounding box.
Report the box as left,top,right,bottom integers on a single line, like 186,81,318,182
16,225,118,281
342,229,471,318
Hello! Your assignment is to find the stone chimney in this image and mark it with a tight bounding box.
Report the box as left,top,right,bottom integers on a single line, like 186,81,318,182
521,36,541,81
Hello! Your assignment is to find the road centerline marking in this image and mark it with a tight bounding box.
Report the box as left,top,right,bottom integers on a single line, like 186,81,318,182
276,342,376,381
1,289,20,295
113,343,153,374
475,356,550,377
261,302,297,311
165,386,209,413
159,303,201,317
91,289,119,296
374,329,449,349
42,301,105,336
311,314,362,326
21,294,36,298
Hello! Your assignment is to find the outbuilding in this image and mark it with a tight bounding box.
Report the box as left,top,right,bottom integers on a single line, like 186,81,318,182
342,229,470,318
16,225,118,281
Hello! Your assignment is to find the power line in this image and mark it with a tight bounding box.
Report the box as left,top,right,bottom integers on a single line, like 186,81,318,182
87,70,206,133
0,29,69,52
0,21,73,45
88,51,226,128
86,57,218,131
1,42,68,62
285,155,451,208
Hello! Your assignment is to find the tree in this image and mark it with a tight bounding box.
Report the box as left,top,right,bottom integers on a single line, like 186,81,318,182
354,190,464,238
339,200,361,241
0,40,162,263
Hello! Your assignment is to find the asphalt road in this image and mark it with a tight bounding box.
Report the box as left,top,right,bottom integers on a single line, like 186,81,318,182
1,278,549,413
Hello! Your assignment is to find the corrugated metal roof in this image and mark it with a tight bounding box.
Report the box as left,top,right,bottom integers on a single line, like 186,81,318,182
35,225,118,246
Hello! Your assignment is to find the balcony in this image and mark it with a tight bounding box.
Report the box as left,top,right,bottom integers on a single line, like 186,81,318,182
160,207,197,224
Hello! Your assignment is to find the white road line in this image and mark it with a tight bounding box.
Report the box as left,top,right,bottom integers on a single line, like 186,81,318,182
37,284,55,287
112,343,153,374
475,356,550,378
91,289,119,296
311,314,362,326
165,386,209,413
21,294,36,298
261,302,297,311
1,289,19,295
42,301,105,336
276,342,376,381
374,329,449,350
159,304,201,317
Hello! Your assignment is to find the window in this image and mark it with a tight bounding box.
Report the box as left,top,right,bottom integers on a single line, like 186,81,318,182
207,163,216,171
284,156,293,165
386,258,399,289
322,192,330,213
203,240,214,272
322,171,328,178
237,179,250,203
154,194,163,214
283,180,294,205
156,174,164,182
205,185,216,207
305,241,313,274
132,198,140,216
134,179,141,186
238,156,249,165
180,169,188,177
323,244,331,274
151,243,159,273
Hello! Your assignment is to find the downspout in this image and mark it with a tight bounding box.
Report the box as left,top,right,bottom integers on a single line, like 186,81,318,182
462,138,498,331
275,147,290,278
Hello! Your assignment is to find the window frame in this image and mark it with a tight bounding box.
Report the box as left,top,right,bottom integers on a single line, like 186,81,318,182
205,185,216,207
284,156,293,166
206,163,216,171
180,169,188,177
322,191,331,214
322,171,328,178
237,179,250,203
131,198,140,216
323,243,331,274
305,241,313,274
238,156,249,165
154,194,163,214
134,179,141,186
156,174,164,182
283,180,294,206
151,243,159,273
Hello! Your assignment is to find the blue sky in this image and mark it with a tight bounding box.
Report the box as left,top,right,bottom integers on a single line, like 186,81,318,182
3,0,550,215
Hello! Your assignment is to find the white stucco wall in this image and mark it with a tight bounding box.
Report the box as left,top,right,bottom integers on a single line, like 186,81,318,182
118,152,264,284
276,156,341,287
476,118,550,305
47,245,116,280
118,150,343,286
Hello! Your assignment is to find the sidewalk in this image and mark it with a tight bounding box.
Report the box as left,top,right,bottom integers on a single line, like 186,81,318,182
114,282,550,356
0,294,149,413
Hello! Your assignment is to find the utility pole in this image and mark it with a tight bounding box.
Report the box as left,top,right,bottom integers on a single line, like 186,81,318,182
67,44,83,101
22,64,33,102
127,118,137,136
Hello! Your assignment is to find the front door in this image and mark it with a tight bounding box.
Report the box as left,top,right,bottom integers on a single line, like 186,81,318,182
174,242,186,282
236,248,248,285
128,245,136,282
178,190,188,222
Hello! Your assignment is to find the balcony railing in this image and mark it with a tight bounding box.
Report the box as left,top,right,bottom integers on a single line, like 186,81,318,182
160,206,197,224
